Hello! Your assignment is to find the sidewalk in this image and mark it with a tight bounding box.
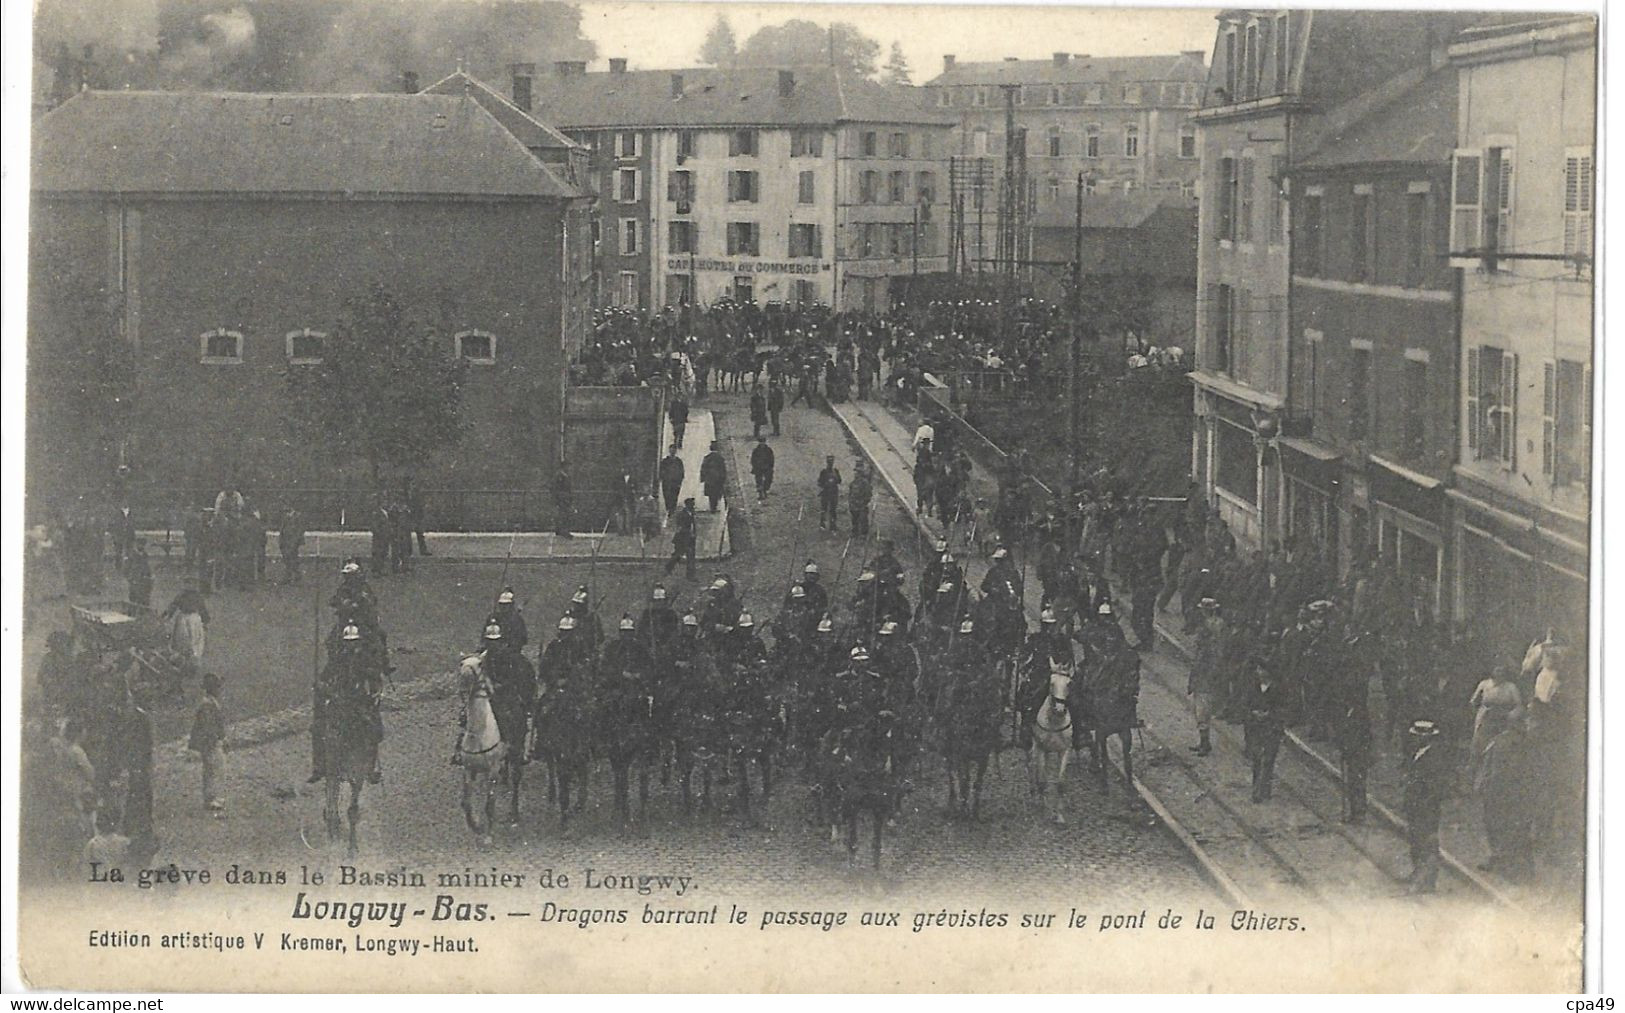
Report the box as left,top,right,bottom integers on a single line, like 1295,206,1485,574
834,394,1578,918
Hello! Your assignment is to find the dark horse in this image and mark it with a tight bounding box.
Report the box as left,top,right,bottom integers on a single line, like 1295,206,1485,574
818,715,899,868
1083,643,1142,794
318,687,380,856
938,655,1004,819
531,677,594,826
720,656,780,823
597,672,660,827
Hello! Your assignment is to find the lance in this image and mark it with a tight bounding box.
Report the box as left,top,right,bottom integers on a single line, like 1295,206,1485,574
786,502,805,587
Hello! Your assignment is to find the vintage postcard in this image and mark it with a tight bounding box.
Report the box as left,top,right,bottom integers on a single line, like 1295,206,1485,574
6,0,1598,993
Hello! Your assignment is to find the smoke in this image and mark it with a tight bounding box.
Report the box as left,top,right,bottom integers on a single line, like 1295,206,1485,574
33,0,598,95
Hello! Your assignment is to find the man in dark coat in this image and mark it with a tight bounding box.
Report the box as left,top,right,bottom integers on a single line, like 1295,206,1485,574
403,476,431,556
750,437,775,503
489,587,528,654
767,383,785,435
125,540,153,608
665,498,697,579
1332,631,1373,823
657,444,685,517
668,394,690,448
1243,655,1289,803
749,388,768,438
1403,720,1448,892
848,462,873,537
817,456,842,531
700,442,727,513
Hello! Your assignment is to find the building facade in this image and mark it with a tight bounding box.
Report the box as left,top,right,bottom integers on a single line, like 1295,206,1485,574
530,62,952,314
1190,9,1475,550
28,91,593,526
1286,68,1460,611
1445,16,1595,656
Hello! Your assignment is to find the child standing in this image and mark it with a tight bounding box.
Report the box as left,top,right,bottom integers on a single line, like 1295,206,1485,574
189,673,225,813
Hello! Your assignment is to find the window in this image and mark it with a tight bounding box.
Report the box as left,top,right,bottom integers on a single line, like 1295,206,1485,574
617,168,639,202
666,170,694,205
617,272,638,308
1274,14,1290,94
1257,17,1274,94
1545,359,1590,486
788,223,821,259
888,132,909,158
1085,84,1103,105
858,223,876,257
1451,145,1513,266
1467,345,1518,466
1236,156,1253,241
285,328,325,364
791,130,823,157
1180,123,1196,159
200,328,243,364
1348,344,1372,442
1297,191,1323,275
1350,187,1375,282
1085,126,1100,159
936,89,950,108
1047,176,1060,202
1223,30,1237,98
972,128,990,157
1564,148,1594,265
859,169,879,203
888,223,907,256
794,279,817,306
619,218,639,255
668,220,697,254
1210,283,1233,373
667,274,693,306
726,222,760,257
727,170,759,202
1215,420,1257,504
798,170,815,205
1051,86,1062,105
1243,24,1258,99
1085,178,1097,195
919,132,934,159
676,130,696,160
729,129,758,157
861,131,878,156
732,274,752,303
616,131,639,159
916,171,936,204
1216,157,1237,242
1234,289,1251,377
1268,155,1285,243
888,170,906,203
1404,189,1430,287
973,87,990,107
455,330,496,365
1398,355,1427,459
1124,83,1142,104
1047,125,1062,158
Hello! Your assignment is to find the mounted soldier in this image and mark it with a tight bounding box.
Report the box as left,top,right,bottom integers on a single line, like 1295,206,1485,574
639,583,681,652
603,613,654,683
488,587,528,655
562,585,604,650
799,561,829,618
776,583,819,645
310,623,385,785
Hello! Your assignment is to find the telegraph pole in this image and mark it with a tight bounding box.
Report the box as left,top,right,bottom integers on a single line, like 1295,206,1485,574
1069,172,1083,495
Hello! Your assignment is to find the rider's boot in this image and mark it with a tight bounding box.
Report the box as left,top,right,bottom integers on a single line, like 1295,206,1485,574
1190,729,1211,756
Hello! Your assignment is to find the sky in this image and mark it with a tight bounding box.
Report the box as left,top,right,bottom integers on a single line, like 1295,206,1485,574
575,1,1221,78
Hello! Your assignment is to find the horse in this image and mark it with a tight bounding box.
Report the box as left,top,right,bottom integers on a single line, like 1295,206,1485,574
530,677,594,827
1084,647,1141,795
317,687,379,856
481,650,536,825
818,719,897,868
597,671,660,828
937,658,1003,820
720,657,779,823
456,655,505,848
1026,661,1075,824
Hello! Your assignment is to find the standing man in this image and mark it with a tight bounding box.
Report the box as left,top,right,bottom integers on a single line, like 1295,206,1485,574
125,540,153,608
1187,598,1224,757
767,382,785,436
1333,630,1373,824
658,444,685,517
279,506,305,584
668,392,690,449
749,387,768,439
848,462,873,539
665,498,697,579
817,455,842,532
750,437,775,503
1403,720,1447,893
1243,654,1288,803
700,441,727,513
402,476,431,556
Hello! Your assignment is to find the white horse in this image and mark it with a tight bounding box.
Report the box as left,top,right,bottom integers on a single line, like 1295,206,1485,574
1027,661,1074,825
457,654,506,848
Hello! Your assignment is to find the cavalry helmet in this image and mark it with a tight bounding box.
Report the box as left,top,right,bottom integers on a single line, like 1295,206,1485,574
737,612,755,629
878,621,899,637
816,615,835,634
1198,597,1221,612
857,570,876,583
940,552,955,564
619,613,635,631
571,586,589,604
1040,608,1058,624
484,623,503,640
710,577,729,592
681,612,699,627
849,645,870,662
937,581,955,594
340,560,361,575
958,619,975,635
651,584,668,601
935,538,949,552
803,561,819,576
497,588,515,604
1097,601,1114,617
558,615,578,631
992,546,1009,560
341,624,362,641
1409,720,1441,738
789,584,806,599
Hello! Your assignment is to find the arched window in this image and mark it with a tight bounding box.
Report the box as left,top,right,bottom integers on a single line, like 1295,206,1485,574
1124,125,1140,158
455,330,497,365
200,329,243,365
285,328,326,364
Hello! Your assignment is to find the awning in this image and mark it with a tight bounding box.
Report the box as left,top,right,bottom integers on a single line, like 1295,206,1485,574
1279,436,1341,462
1369,454,1442,489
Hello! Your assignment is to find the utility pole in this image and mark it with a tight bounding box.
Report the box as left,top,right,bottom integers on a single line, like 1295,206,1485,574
1069,171,1083,495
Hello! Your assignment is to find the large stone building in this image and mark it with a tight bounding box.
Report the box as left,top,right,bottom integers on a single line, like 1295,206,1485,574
1445,15,1595,657
525,61,954,314
28,90,594,528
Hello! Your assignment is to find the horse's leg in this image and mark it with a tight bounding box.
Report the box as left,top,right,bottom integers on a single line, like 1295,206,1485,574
324,775,341,842
1119,731,1133,794
507,755,523,825
612,759,629,827
972,756,987,820
637,756,650,824
483,767,497,845
761,753,773,802
845,810,858,862
558,767,571,827
547,758,557,803
347,780,362,857
735,755,752,821
872,806,884,869
945,754,958,812
575,760,588,813
462,770,477,833
1095,729,1109,789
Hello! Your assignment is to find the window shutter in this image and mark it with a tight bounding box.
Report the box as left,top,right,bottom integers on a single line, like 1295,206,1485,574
1239,158,1254,242
1501,351,1518,468
1450,150,1482,263
1466,346,1481,457
1495,150,1514,251
1564,150,1594,260
1542,362,1556,477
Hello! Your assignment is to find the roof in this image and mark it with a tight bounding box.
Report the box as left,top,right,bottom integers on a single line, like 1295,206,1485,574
1030,192,1167,231
1297,67,1458,169
32,90,586,199
420,71,582,153
529,66,953,129
927,53,1207,88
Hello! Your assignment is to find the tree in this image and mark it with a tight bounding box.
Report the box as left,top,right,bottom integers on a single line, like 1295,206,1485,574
882,41,911,85
698,13,737,67
284,283,467,489
737,19,881,79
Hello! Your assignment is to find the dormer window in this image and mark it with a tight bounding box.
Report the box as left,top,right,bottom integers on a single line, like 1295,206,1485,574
455,330,496,365
285,328,325,364
200,329,243,365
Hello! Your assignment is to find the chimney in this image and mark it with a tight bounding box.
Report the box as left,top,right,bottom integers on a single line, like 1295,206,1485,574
1052,52,1070,67
402,70,419,93
943,54,956,72
778,70,795,97
510,62,535,111
77,44,95,92
609,57,628,74
670,73,685,98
